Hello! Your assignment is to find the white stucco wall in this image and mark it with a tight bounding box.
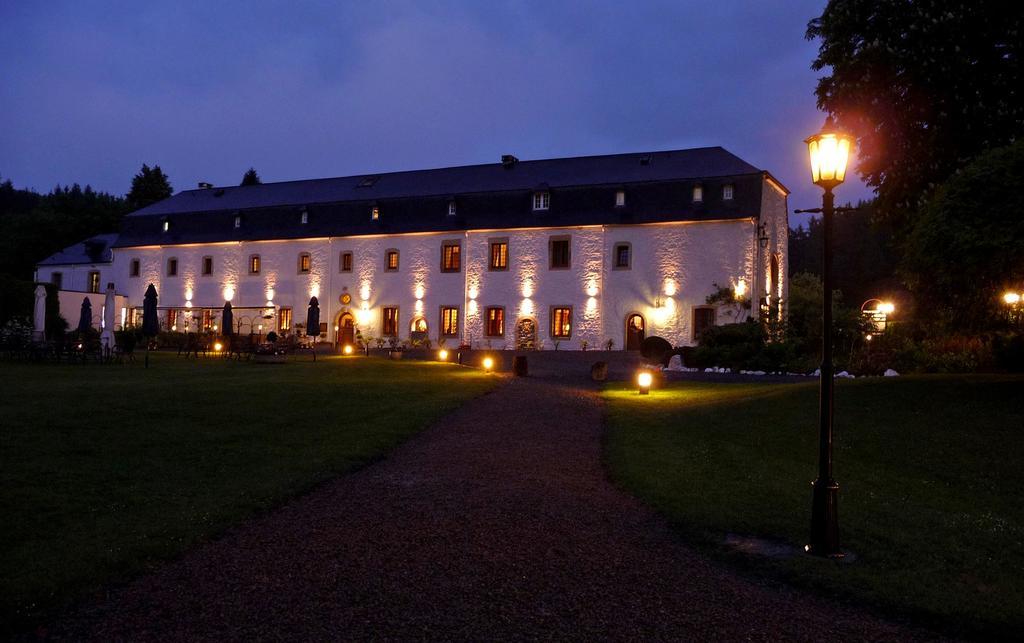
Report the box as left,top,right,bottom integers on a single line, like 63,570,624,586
34,263,113,295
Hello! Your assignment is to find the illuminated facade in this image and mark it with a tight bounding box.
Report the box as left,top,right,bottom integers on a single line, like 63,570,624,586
35,148,789,348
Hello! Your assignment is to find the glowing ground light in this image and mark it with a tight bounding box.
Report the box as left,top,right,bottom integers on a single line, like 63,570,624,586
343,345,353,355
214,342,223,352
482,356,494,371
438,349,449,361
1003,292,1020,305
637,371,652,395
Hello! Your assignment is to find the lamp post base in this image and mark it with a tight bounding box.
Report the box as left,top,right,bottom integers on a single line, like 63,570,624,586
806,478,843,558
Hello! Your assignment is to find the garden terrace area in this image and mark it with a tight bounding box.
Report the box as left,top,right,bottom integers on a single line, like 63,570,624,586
0,354,497,634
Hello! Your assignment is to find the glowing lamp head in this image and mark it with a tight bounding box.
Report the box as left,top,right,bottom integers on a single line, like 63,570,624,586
805,129,854,189
438,349,449,361
343,345,353,355
878,302,895,315
1004,292,1021,305
482,356,494,371
214,342,223,352
637,371,653,395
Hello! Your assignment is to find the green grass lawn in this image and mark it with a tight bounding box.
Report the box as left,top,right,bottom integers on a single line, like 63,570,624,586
604,376,1023,638
0,353,497,631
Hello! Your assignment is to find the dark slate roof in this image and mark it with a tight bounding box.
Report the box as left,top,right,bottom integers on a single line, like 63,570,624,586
116,147,781,248
38,233,118,265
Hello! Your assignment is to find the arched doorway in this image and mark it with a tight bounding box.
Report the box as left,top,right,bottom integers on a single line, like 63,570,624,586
410,317,428,345
625,313,645,350
515,318,537,350
337,312,355,348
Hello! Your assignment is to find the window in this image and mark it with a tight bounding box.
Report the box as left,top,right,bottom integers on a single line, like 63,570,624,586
51,272,63,289
693,184,703,202
440,306,459,336
489,240,508,271
385,249,399,271
298,253,311,274
234,215,241,229
341,252,353,272
202,309,213,332
484,307,505,337
382,307,399,336
533,191,550,211
549,236,571,269
202,256,213,276
551,306,572,339
615,190,625,207
162,219,169,232
723,184,734,200
693,306,716,341
613,243,631,269
279,307,292,331
249,254,261,275
371,206,380,220
167,257,178,277
358,176,380,188
410,317,427,333
300,210,308,224
129,259,140,278
88,271,101,293
448,201,457,217
441,241,461,272
167,309,178,331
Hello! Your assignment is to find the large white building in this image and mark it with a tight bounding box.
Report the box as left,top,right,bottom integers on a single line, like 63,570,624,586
35,148,789,350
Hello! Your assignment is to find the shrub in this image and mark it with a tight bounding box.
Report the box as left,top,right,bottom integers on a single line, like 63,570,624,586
992,332,1024,372
266,331,278,343
640,336,673,365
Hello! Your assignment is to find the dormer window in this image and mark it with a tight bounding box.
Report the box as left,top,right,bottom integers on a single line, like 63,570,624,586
693,184,703,202
162,219,169,232
300,210,308,224
234,215,241,228
533,191,550,211
448,201,457,217
615,190,625,207
723,184,734,200
371,206,380,221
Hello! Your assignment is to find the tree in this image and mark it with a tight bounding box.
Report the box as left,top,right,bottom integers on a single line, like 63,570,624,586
126,164,173,211
807,1,1024,230
902,140,1024,331
240,167,262,186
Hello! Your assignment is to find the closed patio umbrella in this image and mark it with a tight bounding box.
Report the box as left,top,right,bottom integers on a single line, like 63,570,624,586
306,297,320,339
33,284,47,341
100,283,116,352
77,297,93,334
142,283,159,368
222,301,234,336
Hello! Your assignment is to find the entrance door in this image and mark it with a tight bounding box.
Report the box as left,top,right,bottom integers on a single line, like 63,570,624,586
626,313,645,350
339,313,355,347
515,318,537,350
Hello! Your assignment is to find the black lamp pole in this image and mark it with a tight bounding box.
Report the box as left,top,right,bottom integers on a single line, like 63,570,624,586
809,186,841,556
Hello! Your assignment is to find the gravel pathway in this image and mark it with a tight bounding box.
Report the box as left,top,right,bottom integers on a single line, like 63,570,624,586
54,377,936,641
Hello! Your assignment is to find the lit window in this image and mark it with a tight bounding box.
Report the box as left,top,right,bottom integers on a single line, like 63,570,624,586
167,309,178,331
130,259,140,277
551,306,572,338
298,253,311,274
88,271,101,293
341,252,353,272
411,317,427,333
51,272,63,289
441,241,461,272
167,257,178,277
385,249,399,271
489,240,508,271
202,309,213,332
441,306,459,336
249,254,261,274
693,306,716,341
549,237,570,269
693,184,703,202
485,307,505,337
448,201,457,217
382,307,399,336
279,307,292,331
234,215,241,229
371,206,380,220
202,256,213,276
615,190,625,207
613,243,631,269
162,219,169,232
300,210,308,224
533,191,550,211
723,184,734,200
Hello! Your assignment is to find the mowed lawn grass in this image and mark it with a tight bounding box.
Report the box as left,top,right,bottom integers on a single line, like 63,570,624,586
603,376,1023,638
0,353,497,631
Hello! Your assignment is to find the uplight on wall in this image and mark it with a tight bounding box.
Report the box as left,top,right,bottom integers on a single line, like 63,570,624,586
733,279,747,299
415,284,425,300
223,286,235,301
664,280,677,297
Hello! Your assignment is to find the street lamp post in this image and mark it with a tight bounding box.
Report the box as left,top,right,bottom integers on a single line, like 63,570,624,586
798,126,854,557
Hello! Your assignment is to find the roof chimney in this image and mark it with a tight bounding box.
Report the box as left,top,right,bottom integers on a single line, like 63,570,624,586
198,182,213,189
501,154,519,169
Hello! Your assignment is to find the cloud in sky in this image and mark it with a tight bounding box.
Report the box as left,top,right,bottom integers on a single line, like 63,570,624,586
0,0,872,224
